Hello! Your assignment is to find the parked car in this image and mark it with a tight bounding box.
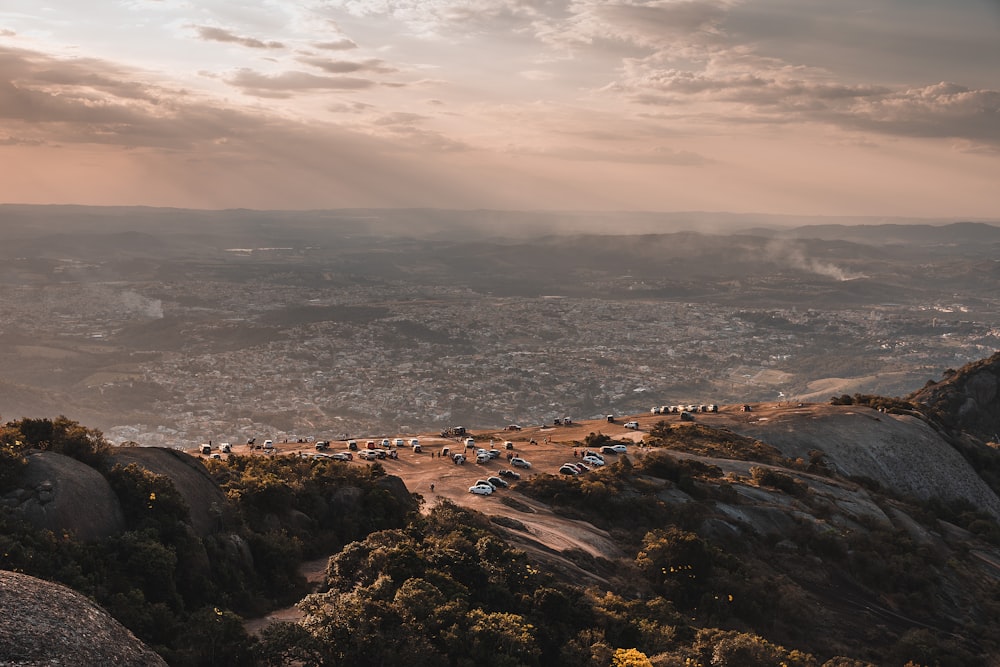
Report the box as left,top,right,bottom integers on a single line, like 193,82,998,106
487,476,509,488
623,421,639,429
504,440,514,450
452,453,466,464
359,449,378,460
469,483,494,495
600,445,618,455
263,439,274,451
381,439,392,448
476,453,490,464
220,443,232,453
347,439,358,450
498,469,521,480
476,479,495,489
504,424,521,431
465,438,477,449
487,449,501,459
394,438,405,447
582,455,605,467
510,457,532,468
331,452,352,461
315,441,330,451
611,444,628,453
559,464,580,475
573,462,591,472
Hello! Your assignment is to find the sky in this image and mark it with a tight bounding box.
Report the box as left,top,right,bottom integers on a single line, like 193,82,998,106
1,0,998,217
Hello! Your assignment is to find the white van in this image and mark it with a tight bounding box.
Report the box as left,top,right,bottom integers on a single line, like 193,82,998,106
263,439,274,451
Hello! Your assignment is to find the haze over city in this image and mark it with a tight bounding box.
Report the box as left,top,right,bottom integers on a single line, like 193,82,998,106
1,0,998,217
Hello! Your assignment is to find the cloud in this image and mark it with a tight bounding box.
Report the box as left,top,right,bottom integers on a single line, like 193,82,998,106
193,25,284,49
0,135,44,146
312,38,359,50
333,0,549,37
838,82,1000,144
0,44,499,208
616,59,1000,146
223,68,378,97
297,56,396,74
372,112,426,125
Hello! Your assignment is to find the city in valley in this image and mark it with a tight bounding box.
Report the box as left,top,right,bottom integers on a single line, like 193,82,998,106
2,206,999,448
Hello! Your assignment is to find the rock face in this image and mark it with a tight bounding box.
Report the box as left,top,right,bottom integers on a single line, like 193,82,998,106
0,570,167,666
730,405,1000,518
909,350,1000,443
5,451,126,541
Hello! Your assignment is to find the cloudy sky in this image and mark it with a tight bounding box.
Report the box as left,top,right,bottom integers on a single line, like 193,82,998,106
1,1,998,216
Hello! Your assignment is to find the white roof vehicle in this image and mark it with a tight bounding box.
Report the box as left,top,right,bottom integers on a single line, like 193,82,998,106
469,483,494,495
510,457,532,468
582,455,605,466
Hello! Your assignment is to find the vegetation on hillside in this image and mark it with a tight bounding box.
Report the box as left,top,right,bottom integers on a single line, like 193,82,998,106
0,417,415,665
6,409,1000,665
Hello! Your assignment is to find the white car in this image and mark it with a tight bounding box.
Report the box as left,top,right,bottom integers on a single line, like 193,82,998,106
582,455,605,467
623,421,639,429
469,483,494,495
394,438,405,447
611,444,628,453
510,457,532,469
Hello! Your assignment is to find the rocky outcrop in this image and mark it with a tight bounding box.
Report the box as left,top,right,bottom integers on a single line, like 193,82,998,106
0,570,167,666
909,350,1000,443
729,405,1000,518
3,451,126,541
111,446,229,536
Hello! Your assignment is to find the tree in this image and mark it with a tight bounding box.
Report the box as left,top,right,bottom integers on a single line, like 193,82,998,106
612,648,653,667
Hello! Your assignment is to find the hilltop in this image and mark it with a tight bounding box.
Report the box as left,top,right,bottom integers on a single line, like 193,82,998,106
4,352,1000,664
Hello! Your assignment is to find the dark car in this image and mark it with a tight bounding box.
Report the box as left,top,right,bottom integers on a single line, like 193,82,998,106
487,476,509,488
498,469,521,480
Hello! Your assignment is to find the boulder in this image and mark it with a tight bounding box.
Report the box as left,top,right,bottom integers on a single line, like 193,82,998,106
0,570,167,666
14,451,125,541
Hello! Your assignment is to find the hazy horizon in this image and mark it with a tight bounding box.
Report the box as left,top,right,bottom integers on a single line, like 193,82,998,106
1,1,998,218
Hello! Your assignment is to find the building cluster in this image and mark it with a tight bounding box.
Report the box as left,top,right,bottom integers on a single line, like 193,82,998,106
2,277,998,449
